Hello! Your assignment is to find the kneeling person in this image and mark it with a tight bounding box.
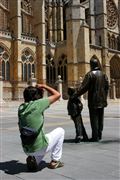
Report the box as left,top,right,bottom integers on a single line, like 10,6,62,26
18,84,65,171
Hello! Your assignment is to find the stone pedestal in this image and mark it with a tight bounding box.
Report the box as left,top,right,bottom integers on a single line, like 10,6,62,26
112,79,116,100
28,73,37,86
56,75,63,100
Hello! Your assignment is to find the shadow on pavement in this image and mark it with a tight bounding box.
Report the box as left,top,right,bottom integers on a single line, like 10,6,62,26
0,160,48,174
99,138,120,144
64,138,120,144
64,139,75,143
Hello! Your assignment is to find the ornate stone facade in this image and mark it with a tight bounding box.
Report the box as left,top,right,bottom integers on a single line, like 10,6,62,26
0,0,120,100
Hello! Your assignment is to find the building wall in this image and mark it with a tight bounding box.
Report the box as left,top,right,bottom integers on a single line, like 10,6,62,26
0,0,45,100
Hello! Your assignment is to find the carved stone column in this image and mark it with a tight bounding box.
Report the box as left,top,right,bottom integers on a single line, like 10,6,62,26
9,0,21,99
57,1,64,41
112,79,116,100
52,1,57,42
33,0,46,84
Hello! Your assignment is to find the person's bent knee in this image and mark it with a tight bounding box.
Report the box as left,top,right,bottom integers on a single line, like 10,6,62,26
57,127,65,137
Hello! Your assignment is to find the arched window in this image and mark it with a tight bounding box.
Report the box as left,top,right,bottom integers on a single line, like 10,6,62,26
110,55,120,98
46,54,67,84
21,49,35,82
0,0,9,30
21,0,33,35
0,45,10,80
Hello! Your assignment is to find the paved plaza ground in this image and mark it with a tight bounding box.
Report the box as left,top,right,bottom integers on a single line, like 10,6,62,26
0,99,120,180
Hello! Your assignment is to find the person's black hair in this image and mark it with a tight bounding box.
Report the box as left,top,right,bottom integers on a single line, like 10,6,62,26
23,86,44,102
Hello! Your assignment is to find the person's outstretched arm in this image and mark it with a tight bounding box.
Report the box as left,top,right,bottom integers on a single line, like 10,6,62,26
36,84,61,104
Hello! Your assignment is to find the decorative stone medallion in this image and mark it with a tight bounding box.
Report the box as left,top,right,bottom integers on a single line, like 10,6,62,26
107,0,118,29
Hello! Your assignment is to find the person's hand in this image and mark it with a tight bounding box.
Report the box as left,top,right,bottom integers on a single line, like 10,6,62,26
37,84,60,104
36,84,46,89
36,84,46,95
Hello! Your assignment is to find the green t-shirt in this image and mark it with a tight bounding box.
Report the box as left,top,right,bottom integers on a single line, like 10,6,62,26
18,98,50,153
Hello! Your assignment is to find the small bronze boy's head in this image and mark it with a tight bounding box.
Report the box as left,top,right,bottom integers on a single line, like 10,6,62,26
68,87,75,96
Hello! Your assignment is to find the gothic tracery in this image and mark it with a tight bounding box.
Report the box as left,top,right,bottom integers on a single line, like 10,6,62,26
107,0,118,29
0,0,9,30
21,0,33,35
21,49,35,81
0,45,10,80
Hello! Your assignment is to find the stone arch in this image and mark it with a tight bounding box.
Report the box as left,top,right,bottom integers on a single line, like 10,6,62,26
110,55,120,98
0,42,10,53
21,47,35,58
110,55,120,79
